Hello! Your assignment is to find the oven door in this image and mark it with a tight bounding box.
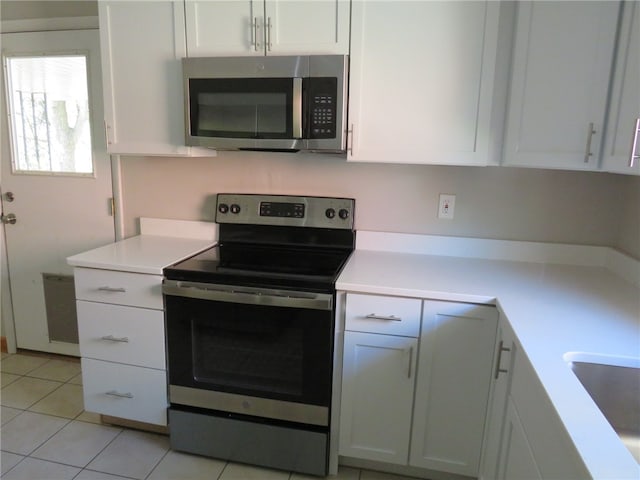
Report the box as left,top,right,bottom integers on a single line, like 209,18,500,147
163,280,334,426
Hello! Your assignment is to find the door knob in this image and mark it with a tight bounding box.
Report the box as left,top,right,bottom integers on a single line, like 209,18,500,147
1,213,17,225
4,192,14,202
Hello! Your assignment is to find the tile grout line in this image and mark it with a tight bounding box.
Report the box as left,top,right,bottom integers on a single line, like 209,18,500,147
3,354,372,480
142,442,171,480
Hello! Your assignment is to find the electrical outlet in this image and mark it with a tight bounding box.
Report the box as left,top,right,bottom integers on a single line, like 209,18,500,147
438,194,455,219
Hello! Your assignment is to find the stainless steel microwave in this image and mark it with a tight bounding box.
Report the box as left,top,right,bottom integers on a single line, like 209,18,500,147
183,55,348,153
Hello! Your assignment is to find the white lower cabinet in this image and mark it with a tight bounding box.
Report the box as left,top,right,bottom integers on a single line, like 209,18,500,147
340,331,418,464
479,317,518,480
410,301,498,476
480,317,589,480
74,267,168,426
82,358,168,426
77,301,165,370
339,293,498,477
497,399,543,480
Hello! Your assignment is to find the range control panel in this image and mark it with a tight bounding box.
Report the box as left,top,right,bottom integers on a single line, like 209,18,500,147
216,194,354,229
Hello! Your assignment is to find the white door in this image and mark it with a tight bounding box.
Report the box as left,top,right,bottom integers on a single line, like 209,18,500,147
497,400,543,480
1,29,115,356
264,0,350,55
339,331,417,465
347,0,501,165
502,1,620,170
410,301,498,476
185,0,263,56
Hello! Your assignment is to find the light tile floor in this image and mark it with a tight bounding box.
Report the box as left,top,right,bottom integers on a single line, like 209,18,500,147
1,353,419,480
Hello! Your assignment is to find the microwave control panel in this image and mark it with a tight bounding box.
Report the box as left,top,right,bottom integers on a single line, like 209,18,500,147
306,77,337,139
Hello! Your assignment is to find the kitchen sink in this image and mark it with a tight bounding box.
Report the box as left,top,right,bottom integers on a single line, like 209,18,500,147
565,353,640,463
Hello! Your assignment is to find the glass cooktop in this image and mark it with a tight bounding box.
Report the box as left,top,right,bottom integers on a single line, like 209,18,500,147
164,243,352,292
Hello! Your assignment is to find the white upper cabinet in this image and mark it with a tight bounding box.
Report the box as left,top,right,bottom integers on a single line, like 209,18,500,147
502,1,620,170
185,1,263,56
99,1,194,156
602,1,640,175
264,0,350,55
185,0,350,57
347,1,504,165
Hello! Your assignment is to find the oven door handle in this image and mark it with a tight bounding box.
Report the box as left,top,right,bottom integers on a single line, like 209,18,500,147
163,280,333,311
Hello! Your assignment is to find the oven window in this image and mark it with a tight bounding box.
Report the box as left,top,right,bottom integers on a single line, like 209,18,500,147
166,295,333,406
191,311,303,396
189,78,293,139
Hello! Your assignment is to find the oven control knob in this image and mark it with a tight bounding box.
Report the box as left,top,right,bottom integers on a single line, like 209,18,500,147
218,203,229,214
338,208,350,220
325,208,336,219
230,204,241,214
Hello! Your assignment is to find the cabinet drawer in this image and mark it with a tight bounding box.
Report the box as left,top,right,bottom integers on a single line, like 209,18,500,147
345,293,421,337
77,301,165,369
74,267,163,309
81,358,167,426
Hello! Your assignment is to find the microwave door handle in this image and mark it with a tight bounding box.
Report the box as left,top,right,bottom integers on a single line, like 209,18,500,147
293,78,303,139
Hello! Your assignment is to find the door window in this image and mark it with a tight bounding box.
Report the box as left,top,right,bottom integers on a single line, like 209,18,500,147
4,54,94,176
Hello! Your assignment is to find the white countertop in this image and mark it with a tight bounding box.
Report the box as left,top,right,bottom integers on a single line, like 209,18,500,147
67,234,215,275
336,238,640,479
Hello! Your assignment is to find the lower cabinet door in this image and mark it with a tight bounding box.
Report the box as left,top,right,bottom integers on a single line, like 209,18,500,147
410,301,498,476
81,358,168,426
339,331,417,465
497,399,543,480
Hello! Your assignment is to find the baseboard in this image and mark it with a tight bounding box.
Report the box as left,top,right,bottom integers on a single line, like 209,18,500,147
101,415,168,435
1,336,7,353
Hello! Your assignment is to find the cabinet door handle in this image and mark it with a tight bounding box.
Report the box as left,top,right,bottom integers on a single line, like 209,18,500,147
97,286,126,293
266,17,273,51
365,313,402,321
105,390,133,399
494,340,511,379
252,17,261,51
347,124,355,156
630,118,640,168
584,122,596,163
406,347,414,379
104,121,111,145
100,335,129,343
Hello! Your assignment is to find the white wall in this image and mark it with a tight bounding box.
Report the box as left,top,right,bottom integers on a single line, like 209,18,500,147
119,152,639,259
616,175,640,258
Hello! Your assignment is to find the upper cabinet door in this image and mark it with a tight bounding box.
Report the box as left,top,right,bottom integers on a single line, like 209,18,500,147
347,1,503,165
185,0,349,57
502,1,620,170
264,0,350,55
99,1,192,155
602,1,640,175
185,0,264,57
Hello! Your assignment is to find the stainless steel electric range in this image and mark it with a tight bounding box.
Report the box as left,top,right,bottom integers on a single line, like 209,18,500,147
162,193,355,476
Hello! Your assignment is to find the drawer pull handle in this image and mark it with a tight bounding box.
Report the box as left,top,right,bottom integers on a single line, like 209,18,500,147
100,335,129,343
105,390,133,399
98,286,126,293
365,313,402,322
